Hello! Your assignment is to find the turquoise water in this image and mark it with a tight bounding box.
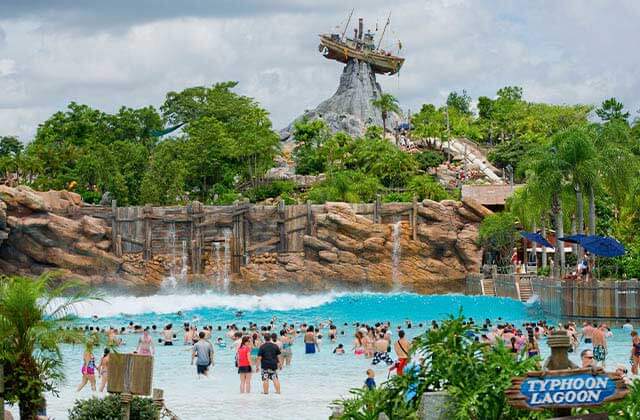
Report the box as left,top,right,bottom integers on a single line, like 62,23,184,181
4,291,635,420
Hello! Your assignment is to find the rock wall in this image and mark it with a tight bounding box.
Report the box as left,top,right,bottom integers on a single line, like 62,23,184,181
0,185,491,294
0,185,157,290
236,200,489,294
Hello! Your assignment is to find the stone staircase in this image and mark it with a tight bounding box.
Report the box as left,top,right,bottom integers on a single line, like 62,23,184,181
517,277,534,302
481,278,496,296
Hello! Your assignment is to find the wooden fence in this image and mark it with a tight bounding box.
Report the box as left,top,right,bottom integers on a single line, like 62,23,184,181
467,273,640,321
71,196,422,275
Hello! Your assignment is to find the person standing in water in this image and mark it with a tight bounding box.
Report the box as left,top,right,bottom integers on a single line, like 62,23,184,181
592,323,608,368
256,333,282,394
304,326,318,354
97,348,110,392
76,343,97,392
236,336,253,393
393,330,410,376
280,329,293,367
136,327,155,356
191,331,215,377
162,324,174,346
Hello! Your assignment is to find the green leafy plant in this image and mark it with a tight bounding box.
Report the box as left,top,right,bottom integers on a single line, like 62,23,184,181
478,212,518,267
69,395,159,420
0,274,99,419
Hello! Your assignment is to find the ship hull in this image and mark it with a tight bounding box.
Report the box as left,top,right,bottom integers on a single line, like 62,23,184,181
319,35,404,75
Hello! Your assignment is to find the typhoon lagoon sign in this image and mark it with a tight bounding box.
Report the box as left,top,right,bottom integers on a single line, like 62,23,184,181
506,368,628,410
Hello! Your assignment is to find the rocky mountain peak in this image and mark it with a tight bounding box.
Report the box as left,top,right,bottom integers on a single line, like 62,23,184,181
281,59,400,141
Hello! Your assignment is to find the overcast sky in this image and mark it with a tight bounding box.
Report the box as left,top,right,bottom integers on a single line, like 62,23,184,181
1,0,639,141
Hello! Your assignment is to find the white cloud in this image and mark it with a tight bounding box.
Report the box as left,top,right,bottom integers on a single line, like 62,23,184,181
0,0,638,140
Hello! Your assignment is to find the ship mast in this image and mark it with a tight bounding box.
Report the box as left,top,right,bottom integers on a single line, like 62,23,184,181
341,9,354,40
376,11,391,50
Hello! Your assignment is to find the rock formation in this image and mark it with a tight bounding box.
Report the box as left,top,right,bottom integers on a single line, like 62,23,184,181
0,185,156,289
280,59,400,141
236,200,488,294
0,185,490,294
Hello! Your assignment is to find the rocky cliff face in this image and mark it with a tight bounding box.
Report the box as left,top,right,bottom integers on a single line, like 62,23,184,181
236,200,489,294
0,185,153,289
0,185,489,294
280,59,400,141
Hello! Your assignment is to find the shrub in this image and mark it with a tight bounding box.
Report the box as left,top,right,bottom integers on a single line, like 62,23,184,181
307,171,381,203
69,395,159,420
415,150,445,171
406,175,449,202
245,180,296,202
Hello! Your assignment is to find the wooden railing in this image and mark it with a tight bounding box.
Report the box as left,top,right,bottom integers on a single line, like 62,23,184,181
467,272,640,321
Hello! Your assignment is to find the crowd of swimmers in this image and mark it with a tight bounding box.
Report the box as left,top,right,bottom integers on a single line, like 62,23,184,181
72,315,640,395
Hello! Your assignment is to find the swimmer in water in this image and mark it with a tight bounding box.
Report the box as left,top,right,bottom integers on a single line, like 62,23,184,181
216,337,227,348
235,311,244,318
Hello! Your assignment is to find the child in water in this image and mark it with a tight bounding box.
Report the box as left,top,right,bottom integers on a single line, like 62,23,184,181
333,344,345,354
364,369,376,390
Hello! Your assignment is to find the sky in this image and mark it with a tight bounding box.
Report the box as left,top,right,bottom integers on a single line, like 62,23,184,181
0,0,639,141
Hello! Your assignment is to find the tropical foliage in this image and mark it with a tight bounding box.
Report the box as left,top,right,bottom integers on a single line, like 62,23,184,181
0,274,96,419
69,395,159,420
334,314,542,420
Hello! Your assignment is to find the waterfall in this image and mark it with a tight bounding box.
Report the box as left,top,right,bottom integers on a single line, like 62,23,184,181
179,240,188,283
391,221,402,290
161,223,178,289
223,229,231,292
213,242,222,290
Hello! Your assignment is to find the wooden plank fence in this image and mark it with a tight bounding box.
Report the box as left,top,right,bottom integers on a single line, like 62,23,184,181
468,273,640,321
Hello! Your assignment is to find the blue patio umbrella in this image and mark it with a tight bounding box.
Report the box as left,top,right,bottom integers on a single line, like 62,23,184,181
519,231,554,249
559,235,625,258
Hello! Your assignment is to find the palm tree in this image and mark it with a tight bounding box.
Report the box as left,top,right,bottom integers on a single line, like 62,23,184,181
520,143,566,278
371,93,401,139
556,125,597,258
0,274,97,419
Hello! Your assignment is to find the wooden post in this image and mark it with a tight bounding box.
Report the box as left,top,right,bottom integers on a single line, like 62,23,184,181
306,200,312,235
374,194,381,224
121,392,132,420
115,234,123,257
152,388,164,410
143,205,152,261
111,200,118,254
278,200,287,253
411,195,418,241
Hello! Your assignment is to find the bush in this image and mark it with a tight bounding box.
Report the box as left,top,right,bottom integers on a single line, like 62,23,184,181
415,150,445,171
69,395,159,420
307,171,381,203
245,180,296,202
406,175,449,202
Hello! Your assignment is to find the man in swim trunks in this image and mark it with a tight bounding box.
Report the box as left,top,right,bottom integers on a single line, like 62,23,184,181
256,333,281,394
393,330,410,376
582,321,594,344
191,331,214,377
372,333,394,366
592,323,608,368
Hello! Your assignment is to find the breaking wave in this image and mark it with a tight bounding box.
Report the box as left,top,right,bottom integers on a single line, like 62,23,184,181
69,291,346,318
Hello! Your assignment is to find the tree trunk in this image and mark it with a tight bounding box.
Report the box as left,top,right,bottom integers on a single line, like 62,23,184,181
552,192,564,279
541,220,547,269
558,195,565,276
588,184,596,235
382,111,387,139
575,184,584,258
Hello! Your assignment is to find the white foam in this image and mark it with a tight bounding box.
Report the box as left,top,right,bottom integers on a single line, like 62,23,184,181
69,290,346,318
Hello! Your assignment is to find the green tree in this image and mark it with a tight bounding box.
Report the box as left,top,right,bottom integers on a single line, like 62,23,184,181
0,136,23,157
0,274,96,419
292,118,332,175
478,211,518,267
596,97,630,123
371,93,401,136
446,89,472,116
